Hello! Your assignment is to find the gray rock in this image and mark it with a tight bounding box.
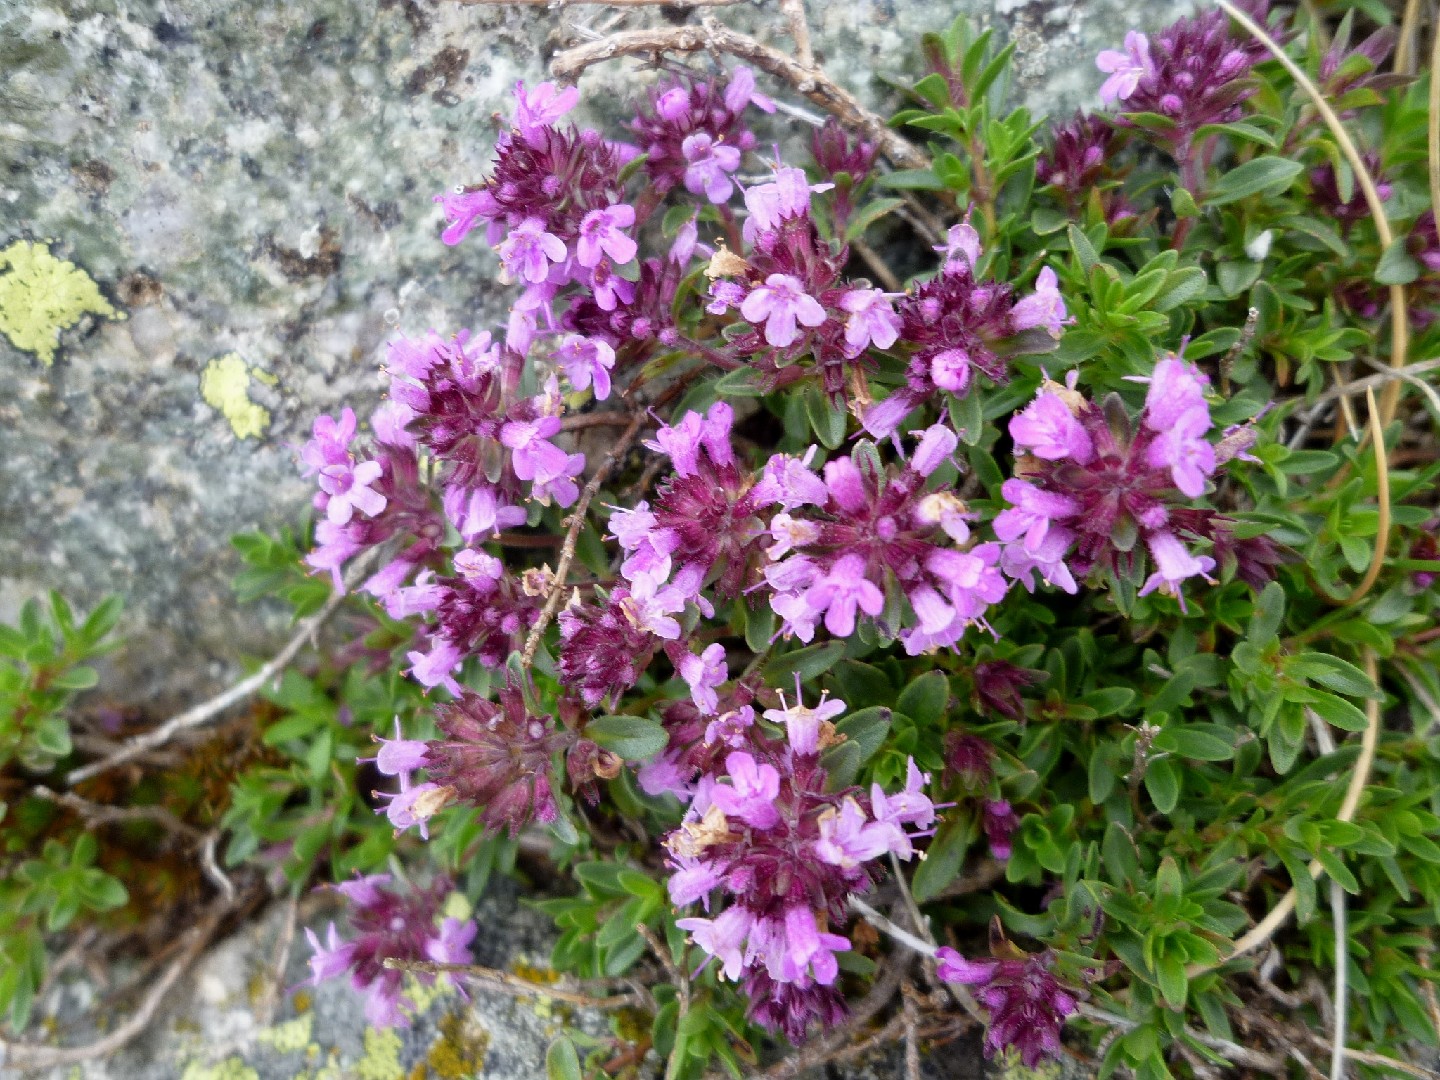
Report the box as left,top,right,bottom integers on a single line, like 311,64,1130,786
0,0,1191,706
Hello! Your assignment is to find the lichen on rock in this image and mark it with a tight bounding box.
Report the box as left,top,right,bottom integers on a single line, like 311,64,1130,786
0,239,120,365
200,354,273,439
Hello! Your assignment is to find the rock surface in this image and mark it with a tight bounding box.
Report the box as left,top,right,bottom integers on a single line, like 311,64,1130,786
0,0,1190,705
20,880,1009,1080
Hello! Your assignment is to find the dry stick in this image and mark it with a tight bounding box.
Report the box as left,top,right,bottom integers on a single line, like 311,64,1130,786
201,829,237,905
1339,389,1391,607
1218,0,1410,427
1,901,230,1071
1074,1003,1287,1073
1188,648,1382,976
550,18,931,171
519,409,646,669
777,0,815,70
1301,1031,1440,1080
1396,0,1425,75
1302,358,1440,410
1361,356,1440,419
29,785,203,841
739,955,911,1080
560,411,636,431
1305,714,1349,1080
384,958,645,1009
903,989,921,1080
851,238,903,292
68,546,382,786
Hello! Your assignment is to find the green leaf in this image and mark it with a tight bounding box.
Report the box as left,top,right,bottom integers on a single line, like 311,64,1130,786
1067,223,1100,274
1154,725,1235,761
1144,758,1181,814
1375,237,1421,286
1205,156,1304,206
50,666,98,691
764,642,846,685
713,367,767,398
1078,687,1135,718
896,672,948,725
1155,953,1189,1008
1289,653,1382,699
912,815,970,903
830,706,893,766
1249,582,1285,644
805,389,848,449
586,715,669,761
1305,691,1370,733
844,198,905,242
546,1036,583,1080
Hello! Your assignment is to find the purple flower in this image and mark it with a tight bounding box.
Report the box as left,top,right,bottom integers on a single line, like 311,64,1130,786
319,458,386,525
513,80,580,143
838,287,902,356
301,408,357,475
995,479,1080,553
500,414,568,482
814,798,892,868
679,643,728,715
710,751,781,829
618,569,687,640
935,946,1079,1068
434,187,498,246
1096,31,1154,104
771,907,850,986
373,718,430,776
741,274,827,348
678,906,753,981
1145,405,1215,497
742,166,830,242
806,553,885,637
576,203,637,268
427,917,478,965
1142,357,1210,432
376,769,449,839
911,424,958,478
1010,391,1094,463
554,334,616,400
1139,531,1216,609
406,637,462,697
498,217,568,284
1009,268,1069,338
305,923,358,985
930,348,972,394
983,799,1020,861
723,66,774,114
936,223,981,271
682,133,743,203
762,685,846,756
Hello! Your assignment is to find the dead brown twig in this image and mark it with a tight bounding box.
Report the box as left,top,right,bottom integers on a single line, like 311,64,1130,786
0,898,233,1071
550,18,930,172
66,546,382,786
29,785,203,842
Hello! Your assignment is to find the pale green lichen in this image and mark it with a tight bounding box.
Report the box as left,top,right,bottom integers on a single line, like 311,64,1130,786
200,354,272,439
996,1047,1064,1080
179,1058,261,1080
257,1013,314,1054
356,1026,404,1080
0,240,121,365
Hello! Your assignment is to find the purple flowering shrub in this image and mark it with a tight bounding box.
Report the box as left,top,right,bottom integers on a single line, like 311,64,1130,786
216,5,1440,1077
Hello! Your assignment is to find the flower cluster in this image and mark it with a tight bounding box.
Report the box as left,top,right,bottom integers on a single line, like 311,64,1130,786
936,945,1079,1067
303,873,476,1026
996,360,1275,608
1095,3,1273,158
664,687,936,1040
761,424,1008,654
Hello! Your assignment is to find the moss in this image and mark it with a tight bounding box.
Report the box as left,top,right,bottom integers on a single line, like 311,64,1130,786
0,240,120,365
356,1026,405,1080
200,354,272,439
425,1010,490,1079
257,1013,314,1054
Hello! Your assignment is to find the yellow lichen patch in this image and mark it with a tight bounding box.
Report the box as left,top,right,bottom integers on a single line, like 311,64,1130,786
996,1047,1064,1080
356,1026,404,1080
200,354,272,439
257,1013,314,1054
426,1010,490,1079
0,240,121,365
404,972,454,1016
179,1058,261,1080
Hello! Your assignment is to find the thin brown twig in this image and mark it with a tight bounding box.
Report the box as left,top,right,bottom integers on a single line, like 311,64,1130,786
200,829,237,904
1301,357,1440,411
0,899,232,1070
560,411,636,431
550,18,930,171
1302,1029,1440,1080
383,958,645,1009
903,988,921,1080
29,785,203,841
520,410,646,669
1338,388,1391,606
67,546,382,786
1396,0,1425,74
777,0,815,70
851,238,903,292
